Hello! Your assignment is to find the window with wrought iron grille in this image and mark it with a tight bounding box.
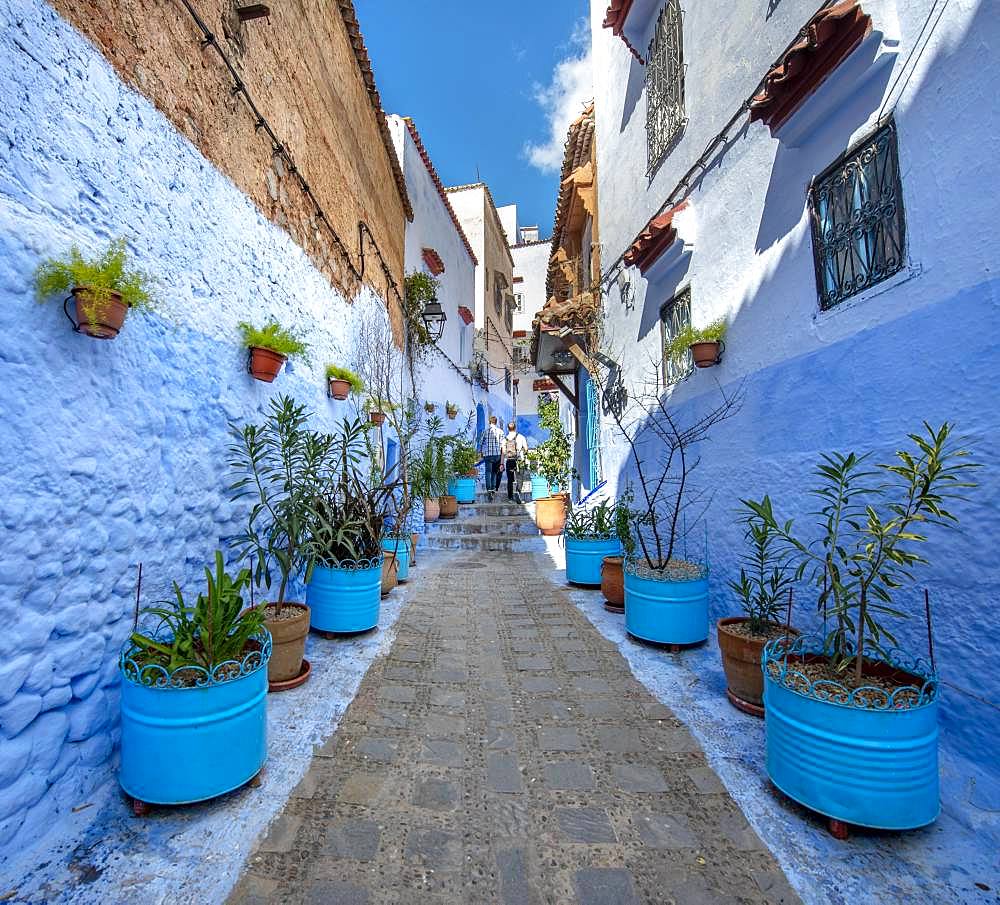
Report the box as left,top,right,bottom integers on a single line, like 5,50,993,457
808,119,906,310
660,286,692,386
646,1,686,172
504,367,512,394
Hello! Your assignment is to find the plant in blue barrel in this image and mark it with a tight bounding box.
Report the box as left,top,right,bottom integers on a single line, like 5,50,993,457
564,497,629,588
119,552,270,814
745,422,978,836
601,370,743,647
450,436,480,504
303,415,399,633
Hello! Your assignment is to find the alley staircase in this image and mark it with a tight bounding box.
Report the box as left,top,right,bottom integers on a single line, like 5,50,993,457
421,492,548,553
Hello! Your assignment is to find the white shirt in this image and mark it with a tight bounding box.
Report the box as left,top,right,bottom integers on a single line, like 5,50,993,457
503,431,528,460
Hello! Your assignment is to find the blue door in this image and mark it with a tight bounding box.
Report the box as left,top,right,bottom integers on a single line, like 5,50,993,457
585,377,600,491
475,403,486,445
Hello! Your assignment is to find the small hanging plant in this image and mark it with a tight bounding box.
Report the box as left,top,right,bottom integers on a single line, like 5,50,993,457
365,395,397,427
34,238,156,339
239,321,308,383
325,364,363,400
668,319,727,369
445,401,459,419
403,271,438,351
424,401,436,413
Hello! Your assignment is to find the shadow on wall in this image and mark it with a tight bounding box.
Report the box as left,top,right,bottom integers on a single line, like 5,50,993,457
635,248,691,344
620,51,646,133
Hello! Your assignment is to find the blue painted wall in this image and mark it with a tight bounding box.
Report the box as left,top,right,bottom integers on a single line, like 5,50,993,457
0,0,400,862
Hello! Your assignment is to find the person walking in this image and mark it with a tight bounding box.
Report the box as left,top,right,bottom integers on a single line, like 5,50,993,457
478,415,505,501
502,421,529,502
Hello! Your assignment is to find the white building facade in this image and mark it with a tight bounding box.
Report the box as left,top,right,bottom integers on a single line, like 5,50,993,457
590,0,1000,823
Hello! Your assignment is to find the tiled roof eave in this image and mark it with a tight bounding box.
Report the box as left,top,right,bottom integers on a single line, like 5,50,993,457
623,201,687,274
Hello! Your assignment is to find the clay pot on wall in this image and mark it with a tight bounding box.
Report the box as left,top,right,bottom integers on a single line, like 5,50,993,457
424,402,435,413
68,287,129,339
380,552,398,597
690,341,723,368
717,617,798,715
534,494,567,536
328,378,351,400
249,347,287,383
424,497,440,523
446,408,458,420
601,556,625,613
438,495,458,519
370,411,386,427
265,603,310,690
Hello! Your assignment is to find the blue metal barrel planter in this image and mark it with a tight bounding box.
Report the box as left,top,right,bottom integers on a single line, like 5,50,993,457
453,476,476,503
530,475,551,500
565,536,622,586
762,635,940,831
623,561,709,645
381,537,410,581
307,558,382,633
119,632,271,806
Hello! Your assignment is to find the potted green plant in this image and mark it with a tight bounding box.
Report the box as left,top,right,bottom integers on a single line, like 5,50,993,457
228,395,334,689
450,438,480,504
749,422,977,835
719,512,798,716
326,364,363,401
564,498,630,587
534,398,575,535
445,401,459,420
413,416,450,522
424,401,436,414
365,396,396,427
119,552,269,813
600,492,635,614
33,238,155,339
668,318,727,369
239,321,308,383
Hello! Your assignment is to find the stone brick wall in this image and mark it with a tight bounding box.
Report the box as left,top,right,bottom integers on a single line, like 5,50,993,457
0,0,404,863
47,0,407,337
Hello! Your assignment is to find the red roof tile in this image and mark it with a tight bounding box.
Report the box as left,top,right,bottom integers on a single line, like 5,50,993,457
533,378,558,392
336,1,413,221
457,305,474,325
422,247,446,275
749,1,872,133
602,0,643,61
404,119,478,265
623,201,687,274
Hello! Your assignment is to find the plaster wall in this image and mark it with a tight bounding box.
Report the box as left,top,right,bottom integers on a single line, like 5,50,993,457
590,0,1000,821
511,240,553,421
0,0,404,862
386,116,479,426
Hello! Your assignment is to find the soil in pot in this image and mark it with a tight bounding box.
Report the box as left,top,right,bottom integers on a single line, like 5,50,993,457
380,553,398,597
264,602,310,684
690,341,721,368
601,556,624,612
329,378,350,400
71,287,129,339
438,495,458,519
717,617,797,715
249,347,287,383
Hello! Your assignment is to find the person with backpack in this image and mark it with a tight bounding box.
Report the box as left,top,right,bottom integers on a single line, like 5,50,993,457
501,421,529,502
478,415,506,501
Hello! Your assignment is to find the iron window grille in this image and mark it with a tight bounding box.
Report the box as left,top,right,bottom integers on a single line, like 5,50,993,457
660,286,692,386
504,367,512,394
646,0,686,173
808,119,906,310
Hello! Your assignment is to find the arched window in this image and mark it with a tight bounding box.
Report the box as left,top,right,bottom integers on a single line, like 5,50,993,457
646,0,686,172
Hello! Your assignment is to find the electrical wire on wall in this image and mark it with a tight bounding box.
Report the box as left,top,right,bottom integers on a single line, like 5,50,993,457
174,0,404,316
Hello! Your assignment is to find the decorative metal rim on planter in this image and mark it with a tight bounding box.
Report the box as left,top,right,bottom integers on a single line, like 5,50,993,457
563,531,619,542
314,555,384,572
762,634,938,711
120,630,272,689
623,557,709,581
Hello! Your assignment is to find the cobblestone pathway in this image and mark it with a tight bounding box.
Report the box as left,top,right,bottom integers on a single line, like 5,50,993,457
229,550,801,905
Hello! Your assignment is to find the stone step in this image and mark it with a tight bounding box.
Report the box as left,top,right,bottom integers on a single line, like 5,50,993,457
425,520,539,537
461,502,533,518
421,533,548,553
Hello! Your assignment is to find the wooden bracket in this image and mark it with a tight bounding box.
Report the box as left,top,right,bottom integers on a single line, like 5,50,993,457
548,373,579,409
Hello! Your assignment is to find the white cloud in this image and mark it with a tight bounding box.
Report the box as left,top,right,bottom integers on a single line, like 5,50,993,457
523,19,593,174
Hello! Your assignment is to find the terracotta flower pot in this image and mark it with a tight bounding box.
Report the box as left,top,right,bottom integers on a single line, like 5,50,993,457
717,616,798,716
328,378,351,400
265,602,310,684
70,287,129,339
424,403,435,413
690,340,722,368
446,409,458,420
424,497,440,522
380,552,398,597
438,494,458,519
370,411,386,427
534,495,567,536
249,346,287,383
601,556,625,613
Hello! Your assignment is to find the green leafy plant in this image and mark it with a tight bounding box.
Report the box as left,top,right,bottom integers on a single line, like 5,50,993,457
535,398,575,490
227,395,335,613
128,551,265,675
403,271,438,349
412,416,451,499
667,318,727,360
365,395,398,414
325,364,364,394
34,238,155,318
451,438,480,477
743,422,978,679
565,498,620,539
726,513,797,635
239,320,309,360
445,401,459,414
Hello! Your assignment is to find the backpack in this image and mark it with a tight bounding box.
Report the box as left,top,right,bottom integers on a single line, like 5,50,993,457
503,434,520,459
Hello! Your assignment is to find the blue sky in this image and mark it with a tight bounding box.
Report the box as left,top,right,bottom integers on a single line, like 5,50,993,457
355,0,592,241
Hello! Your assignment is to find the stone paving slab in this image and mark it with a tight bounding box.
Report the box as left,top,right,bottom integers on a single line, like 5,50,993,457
228,550,801,905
